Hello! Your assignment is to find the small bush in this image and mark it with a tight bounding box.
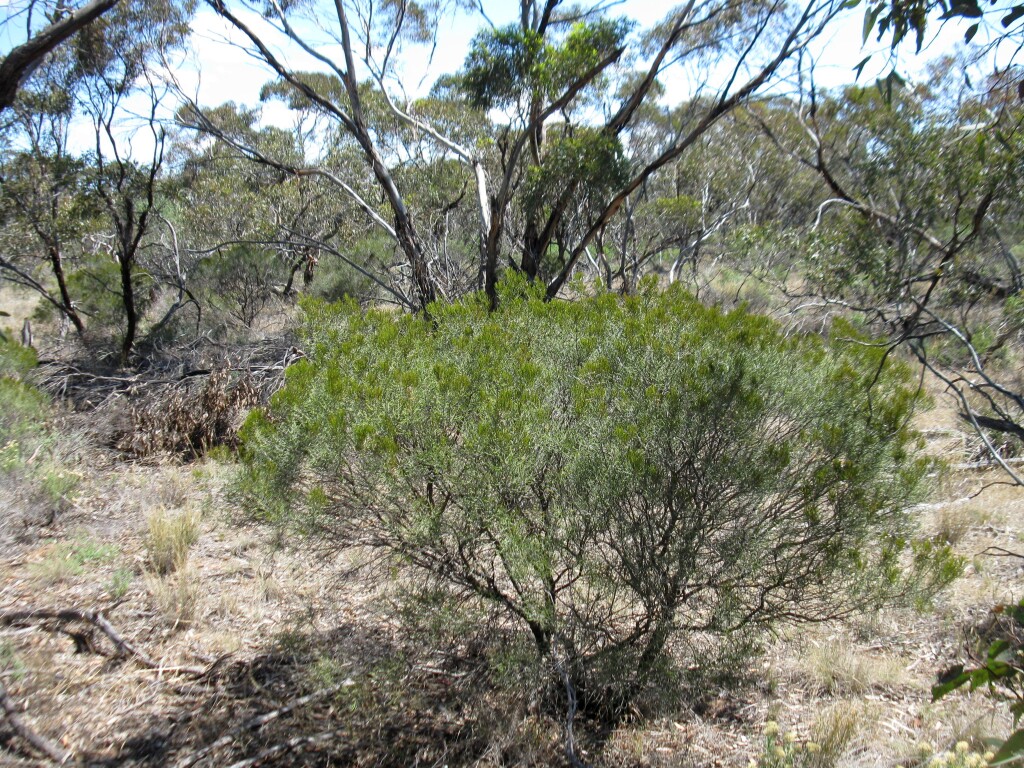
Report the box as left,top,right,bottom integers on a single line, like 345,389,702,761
0,335,85,540
239,280,960,715
0,338,37,380
0,639,26,681
755,721,823,768
144,507,200,574
919,742,995,768
107,567,134,600
194,245,281,328
0,375,48,447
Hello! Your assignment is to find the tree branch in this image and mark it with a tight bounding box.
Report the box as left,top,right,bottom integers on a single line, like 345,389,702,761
0,0,119,113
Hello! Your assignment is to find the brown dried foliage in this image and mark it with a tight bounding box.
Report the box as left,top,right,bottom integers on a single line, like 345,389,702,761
116,369,260,459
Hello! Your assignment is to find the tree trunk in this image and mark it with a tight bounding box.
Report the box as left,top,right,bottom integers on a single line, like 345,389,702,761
119,253,136,366
0,0,119,113
47,244,85,335
522,219,541,280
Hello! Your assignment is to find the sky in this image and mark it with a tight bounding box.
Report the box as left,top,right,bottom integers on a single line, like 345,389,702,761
175,0,971,122
0,0,978,157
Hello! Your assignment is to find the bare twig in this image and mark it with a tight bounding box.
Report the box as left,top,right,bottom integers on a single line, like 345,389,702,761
0,681,72,765
982,546,1024,561
220,730,341,768
0,607,203,676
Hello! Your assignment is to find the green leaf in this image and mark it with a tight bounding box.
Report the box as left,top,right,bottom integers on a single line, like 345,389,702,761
932,665,969,700
968,666,993,690
991,640,1012,660
991,729,1024,765
1010,701,1024,725
863,4,883,41
854,55,872,81
965,22,980,42
941,0,983,18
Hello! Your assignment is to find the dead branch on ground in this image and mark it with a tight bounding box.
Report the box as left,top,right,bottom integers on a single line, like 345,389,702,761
221,730,342,768
0,681,72,765
0,607,204,676
173,682,346,768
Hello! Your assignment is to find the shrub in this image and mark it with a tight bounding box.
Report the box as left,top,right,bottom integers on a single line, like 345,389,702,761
116,368,261,458
0,339,82,536
0,339,47,447
107,567,134,600
239,279,959,714
194,244,281,328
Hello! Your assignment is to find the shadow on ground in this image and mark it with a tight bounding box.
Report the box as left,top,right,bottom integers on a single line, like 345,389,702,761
78,620,562,768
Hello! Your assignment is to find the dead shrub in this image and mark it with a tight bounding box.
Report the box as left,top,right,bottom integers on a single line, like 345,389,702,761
116,368,260,459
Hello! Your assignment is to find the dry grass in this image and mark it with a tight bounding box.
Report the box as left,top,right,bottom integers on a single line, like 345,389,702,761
797,637,909,695
927,501,991,546
144,507,201,574
145,566,201,628
0,283,40,338
807,702,870,767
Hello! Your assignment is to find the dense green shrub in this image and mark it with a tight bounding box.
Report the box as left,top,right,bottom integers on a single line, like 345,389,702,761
0,339,47,446
239,279,959,713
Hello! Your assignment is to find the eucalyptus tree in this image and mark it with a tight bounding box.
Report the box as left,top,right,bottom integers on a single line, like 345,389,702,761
753,67,1024,478
0,64,98,336
194,0,847,311
0,0,120,114
581,100,823,296
77,0,194,363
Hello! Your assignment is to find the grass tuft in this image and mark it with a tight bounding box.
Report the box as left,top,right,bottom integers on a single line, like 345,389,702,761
146,566,200,628
800,638,907,695
145,507,201,574
30,537,118,584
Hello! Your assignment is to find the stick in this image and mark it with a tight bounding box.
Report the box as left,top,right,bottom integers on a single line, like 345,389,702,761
0,608,204,676
221,730,340,768
0,681,72,765
173,683,345,768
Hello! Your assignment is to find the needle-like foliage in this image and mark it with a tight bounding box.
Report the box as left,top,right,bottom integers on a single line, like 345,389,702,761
239,278,959,714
